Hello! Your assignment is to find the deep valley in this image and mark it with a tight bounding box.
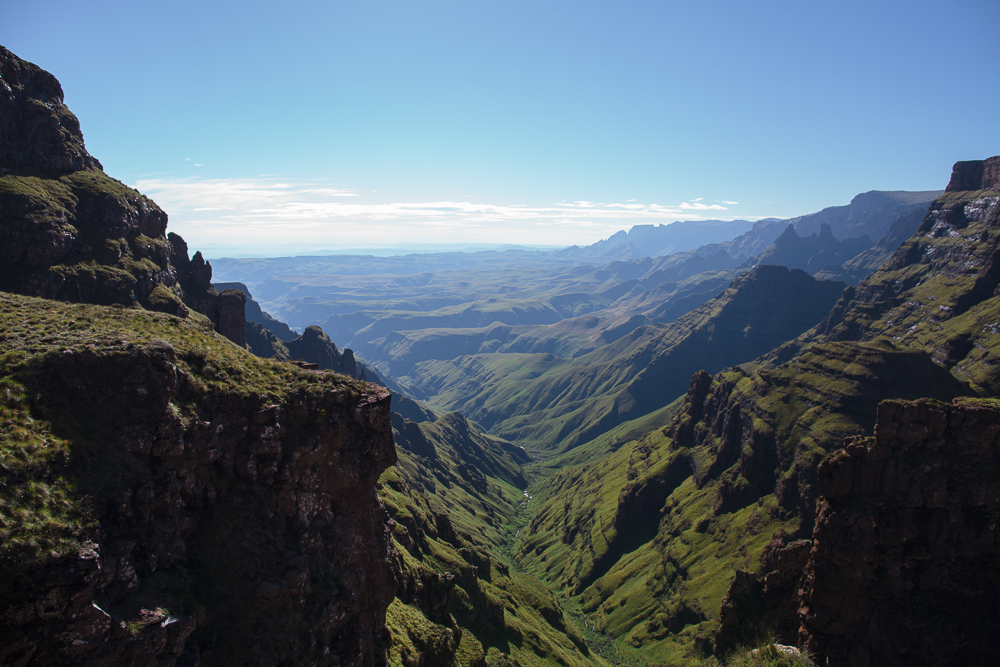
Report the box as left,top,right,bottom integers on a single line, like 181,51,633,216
2,42,1000,667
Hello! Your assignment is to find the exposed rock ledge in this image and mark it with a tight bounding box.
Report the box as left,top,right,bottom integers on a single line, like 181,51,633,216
0,328,397,667
800,397,1000,667
716,397,1000,667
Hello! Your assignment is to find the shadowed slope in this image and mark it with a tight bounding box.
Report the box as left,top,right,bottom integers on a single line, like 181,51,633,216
409,266,846,456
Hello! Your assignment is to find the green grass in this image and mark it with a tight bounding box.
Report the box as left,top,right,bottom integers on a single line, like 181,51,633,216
0,167,183,306
0,291,372,663
687,639,814,667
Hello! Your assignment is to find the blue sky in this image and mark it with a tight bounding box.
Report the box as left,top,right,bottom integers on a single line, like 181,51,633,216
4,0,999,256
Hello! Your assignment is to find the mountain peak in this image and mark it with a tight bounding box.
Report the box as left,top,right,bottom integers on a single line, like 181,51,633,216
0,46,102,172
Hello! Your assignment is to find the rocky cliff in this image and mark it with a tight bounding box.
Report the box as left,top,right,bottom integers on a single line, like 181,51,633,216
711,158,1000,663
0,293,397,667
744,223,874,280
0,45,244,347
0,44,401,667
798,397,1000,667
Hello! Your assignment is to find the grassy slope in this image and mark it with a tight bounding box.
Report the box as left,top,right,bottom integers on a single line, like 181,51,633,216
409,267,845,458
379,407,616,667
513,191,1000,664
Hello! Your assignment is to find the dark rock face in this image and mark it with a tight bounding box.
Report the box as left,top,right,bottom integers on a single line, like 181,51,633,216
215,281,297,342
746,223,874,280
715,534,812,656
0,45,101,172
280,326,365,380
0,340,398,666
799,398,1000,667
945,156,1000,192
0,168,176,306
0,46,246,347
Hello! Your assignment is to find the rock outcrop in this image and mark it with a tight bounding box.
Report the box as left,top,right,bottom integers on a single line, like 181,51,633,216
0,45,246,347
0,293,398,667
744,223,874,280
0,45,101,172
798,398,1000,667
945,156,1000,193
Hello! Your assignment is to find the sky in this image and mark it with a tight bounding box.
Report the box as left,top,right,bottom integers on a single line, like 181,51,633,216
4,0,1000,257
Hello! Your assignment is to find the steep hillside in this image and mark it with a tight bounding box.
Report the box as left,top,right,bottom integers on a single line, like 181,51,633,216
407,266,846,456
512,158,998,665
380,408,614,667
787,189,941,240
743,223,874,279
0,45,246,347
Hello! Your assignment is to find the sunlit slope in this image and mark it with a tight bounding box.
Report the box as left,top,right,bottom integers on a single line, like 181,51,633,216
409,266,846,456
514,186,1000,665
379,403,612,667
766,189,1000,387
517,341,970,664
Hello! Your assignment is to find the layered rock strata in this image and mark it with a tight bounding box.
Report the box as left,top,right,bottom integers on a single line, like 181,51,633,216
0,306,398,666
799,398,1000,667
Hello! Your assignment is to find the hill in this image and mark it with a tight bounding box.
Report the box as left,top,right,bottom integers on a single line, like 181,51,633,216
513,158,1000,665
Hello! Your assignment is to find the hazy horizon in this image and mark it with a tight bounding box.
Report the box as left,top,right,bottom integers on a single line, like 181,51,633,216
5,0,998,255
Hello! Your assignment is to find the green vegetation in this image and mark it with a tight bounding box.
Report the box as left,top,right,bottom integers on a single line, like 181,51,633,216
406,267,845,459
688,641,814,667
381,407,616,667
0,291,369,663
0,166,182,306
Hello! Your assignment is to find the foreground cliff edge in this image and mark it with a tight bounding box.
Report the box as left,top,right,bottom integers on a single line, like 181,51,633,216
0,293,398,666
0,44,400,666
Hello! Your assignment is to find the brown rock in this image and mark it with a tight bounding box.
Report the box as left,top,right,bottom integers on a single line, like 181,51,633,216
0,45,101,172
945,156,1000,193
0,46,246,348
0,331,399,667
798,398,1000,667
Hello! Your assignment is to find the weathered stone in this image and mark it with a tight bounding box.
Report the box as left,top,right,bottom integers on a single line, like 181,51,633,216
0,46,247,348
798,398,1000,667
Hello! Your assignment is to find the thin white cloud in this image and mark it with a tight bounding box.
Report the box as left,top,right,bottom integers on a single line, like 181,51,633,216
135,176,750,250
679,201,727,211
720,200,739,205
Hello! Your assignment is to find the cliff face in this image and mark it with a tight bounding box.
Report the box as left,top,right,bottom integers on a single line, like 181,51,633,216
0,293,397,666
800,398,1000,667
0,46,245,347
945,156,1000,192
0,44,410,667
745,223,874,280
711,158,1000,662
0,45,101,172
